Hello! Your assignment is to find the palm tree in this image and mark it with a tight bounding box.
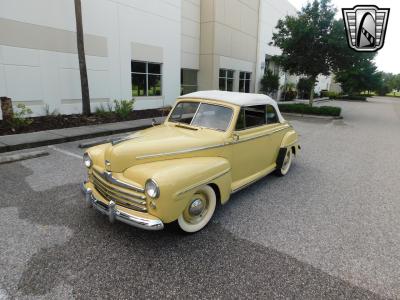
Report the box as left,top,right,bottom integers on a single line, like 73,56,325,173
74,0,91,116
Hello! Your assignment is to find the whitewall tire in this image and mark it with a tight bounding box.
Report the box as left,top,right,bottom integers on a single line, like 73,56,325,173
178,185,216,233
276,148,293,176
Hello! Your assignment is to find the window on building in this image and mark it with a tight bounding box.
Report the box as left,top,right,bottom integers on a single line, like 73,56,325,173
219,69,234,91
235,105,266,130
266,105,279,124
131,61,162,97
239,72,251,93
181,69,198,95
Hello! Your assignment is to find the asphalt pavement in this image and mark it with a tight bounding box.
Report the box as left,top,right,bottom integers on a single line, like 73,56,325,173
1,96,399,299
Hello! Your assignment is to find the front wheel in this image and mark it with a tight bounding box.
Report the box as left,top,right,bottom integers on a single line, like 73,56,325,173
276,148,293,176
178,185,216,233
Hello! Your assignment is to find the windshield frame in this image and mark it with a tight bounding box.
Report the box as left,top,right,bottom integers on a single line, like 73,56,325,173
168,101,234,132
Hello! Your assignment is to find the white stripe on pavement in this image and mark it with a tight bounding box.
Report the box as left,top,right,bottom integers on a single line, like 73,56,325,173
48,145,82,159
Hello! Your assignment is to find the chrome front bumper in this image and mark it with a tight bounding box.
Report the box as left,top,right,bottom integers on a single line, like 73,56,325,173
81,183,164,231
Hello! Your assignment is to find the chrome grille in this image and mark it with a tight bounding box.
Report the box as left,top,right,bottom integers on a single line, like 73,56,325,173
91,171,147,212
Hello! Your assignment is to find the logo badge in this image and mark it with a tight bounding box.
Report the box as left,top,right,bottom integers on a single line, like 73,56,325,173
342,5,390,52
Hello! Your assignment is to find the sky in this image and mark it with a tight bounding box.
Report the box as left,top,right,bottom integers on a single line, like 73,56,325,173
287,0,400,74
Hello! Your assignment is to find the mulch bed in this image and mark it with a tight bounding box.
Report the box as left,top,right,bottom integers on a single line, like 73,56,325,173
0,108,170,136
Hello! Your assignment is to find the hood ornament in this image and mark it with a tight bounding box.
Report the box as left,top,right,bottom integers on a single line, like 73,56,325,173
105,160,111,171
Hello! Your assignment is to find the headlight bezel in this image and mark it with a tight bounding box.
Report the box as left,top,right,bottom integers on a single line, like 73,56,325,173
83,153,92,168
145,179,160,199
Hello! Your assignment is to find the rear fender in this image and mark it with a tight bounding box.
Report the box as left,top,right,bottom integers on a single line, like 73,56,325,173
277,130,300,168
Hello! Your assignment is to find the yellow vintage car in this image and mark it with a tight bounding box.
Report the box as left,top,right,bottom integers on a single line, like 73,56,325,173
81,91,300,233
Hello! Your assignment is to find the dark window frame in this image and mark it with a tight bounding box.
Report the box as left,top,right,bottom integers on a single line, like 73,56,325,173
235,104,280,131
181,69,198,95
266,104,279,124
239,71,251,93
131,60,162,97
219,68,235,91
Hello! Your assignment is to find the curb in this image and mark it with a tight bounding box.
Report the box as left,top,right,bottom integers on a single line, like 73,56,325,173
0,150,49,164
282,112,343,120
0,122,156,154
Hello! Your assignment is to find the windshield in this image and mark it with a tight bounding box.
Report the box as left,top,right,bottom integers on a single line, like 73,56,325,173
169,102,233,131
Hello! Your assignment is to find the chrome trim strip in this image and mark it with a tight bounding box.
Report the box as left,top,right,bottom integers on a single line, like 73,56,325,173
231,167,276,194
94,169,145,193
136,143,226,160
81,183,164,231
233,125,290,144
177,168,231,196
112,136,140,146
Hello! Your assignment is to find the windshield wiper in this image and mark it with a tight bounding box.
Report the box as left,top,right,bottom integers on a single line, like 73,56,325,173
175,123,198,131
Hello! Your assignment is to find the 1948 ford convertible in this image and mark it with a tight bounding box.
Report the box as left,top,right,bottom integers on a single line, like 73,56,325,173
81,91,300,233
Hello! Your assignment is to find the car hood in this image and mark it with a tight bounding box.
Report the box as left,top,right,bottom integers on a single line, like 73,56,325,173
101,124,225,173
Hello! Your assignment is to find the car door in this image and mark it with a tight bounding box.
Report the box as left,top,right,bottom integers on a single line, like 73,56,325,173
230,105,273,189
229,104,287,191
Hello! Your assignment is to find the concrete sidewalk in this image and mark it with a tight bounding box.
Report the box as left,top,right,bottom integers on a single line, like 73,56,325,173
0,116,165,153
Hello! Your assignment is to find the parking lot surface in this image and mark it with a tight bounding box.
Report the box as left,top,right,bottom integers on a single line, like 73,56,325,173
1,96,399,299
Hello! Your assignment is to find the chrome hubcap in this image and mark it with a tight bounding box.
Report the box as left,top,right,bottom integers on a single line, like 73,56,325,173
189,198,204,216
183,193,209,224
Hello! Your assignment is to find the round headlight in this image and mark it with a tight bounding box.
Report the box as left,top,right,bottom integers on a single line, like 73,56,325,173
145,179,160,199
83,153,92,168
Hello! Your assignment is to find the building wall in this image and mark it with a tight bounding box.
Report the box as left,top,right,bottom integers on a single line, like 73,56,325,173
256,0,298,98
181,0,200,69
0,0,301,119
0,0,181,118
199,0,260,92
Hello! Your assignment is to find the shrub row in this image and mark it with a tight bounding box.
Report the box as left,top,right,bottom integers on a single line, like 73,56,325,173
340,95,367,101
278,103,341,117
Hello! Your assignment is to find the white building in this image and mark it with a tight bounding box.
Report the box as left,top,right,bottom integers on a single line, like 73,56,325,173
0,0,299,118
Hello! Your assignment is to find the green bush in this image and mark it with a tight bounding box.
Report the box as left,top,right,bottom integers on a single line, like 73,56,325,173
278,103,341,117
328,92,340,99
95,103,113,118
7,103,33,129
114,99,134,120
281,83,297,101
43,104,59,116
282,90,297,101
341,95,367,101
260,70,280,95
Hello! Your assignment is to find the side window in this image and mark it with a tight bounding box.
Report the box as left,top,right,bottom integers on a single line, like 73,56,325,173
235,109,246,130
235,105,266,130
266,105,279,124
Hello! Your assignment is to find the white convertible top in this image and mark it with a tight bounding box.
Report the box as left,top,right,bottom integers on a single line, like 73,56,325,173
179,90,285,122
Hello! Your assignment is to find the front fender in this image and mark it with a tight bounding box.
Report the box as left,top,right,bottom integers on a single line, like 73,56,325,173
123,157,231,223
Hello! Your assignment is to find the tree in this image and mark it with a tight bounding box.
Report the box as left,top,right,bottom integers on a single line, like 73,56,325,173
271,0,336,106
260,70,280,96
329,19,379,95
335,60,381,95
297,77,315,99
74,0,91,116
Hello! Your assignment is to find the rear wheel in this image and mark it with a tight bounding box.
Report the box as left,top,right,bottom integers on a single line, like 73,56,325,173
276,148,293,176
177,185,216,233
